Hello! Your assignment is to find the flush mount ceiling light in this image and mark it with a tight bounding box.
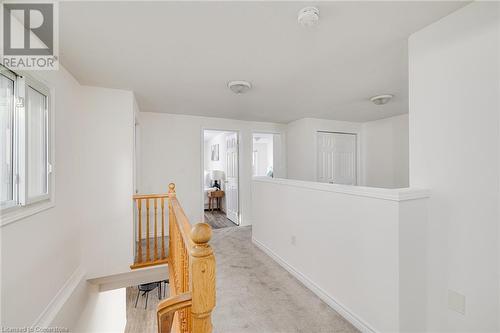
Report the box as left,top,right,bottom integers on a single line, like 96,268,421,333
228,80,252,94
298,7,320,27
370,94,394,105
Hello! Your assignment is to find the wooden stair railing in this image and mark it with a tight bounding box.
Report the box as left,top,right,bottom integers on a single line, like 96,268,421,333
131,192,169,269
131,183,216,333
157,293,192,333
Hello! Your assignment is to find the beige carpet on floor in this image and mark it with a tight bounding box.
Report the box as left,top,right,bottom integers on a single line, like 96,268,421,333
125,226,359,333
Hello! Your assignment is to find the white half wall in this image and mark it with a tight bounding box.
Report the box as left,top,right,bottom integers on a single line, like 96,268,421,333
409,2,499,331
138,112,286,226
252,177,429,332
362,114,409,188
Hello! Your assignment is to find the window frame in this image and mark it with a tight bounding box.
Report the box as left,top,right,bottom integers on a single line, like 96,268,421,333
23,76,51,205
0,66,54,225
0,69,18,210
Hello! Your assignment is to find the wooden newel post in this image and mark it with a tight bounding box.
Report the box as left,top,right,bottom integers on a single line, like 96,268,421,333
190,223,216,333
168,183,176,197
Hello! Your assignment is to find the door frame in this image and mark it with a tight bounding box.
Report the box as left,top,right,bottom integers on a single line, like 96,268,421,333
251,131,283,178
316,131,360,185
200,128,241,225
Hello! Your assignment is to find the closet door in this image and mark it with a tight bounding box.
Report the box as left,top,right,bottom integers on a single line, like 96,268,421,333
317,132,357,185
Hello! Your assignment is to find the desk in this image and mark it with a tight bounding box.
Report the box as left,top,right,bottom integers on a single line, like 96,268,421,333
208,190,224,211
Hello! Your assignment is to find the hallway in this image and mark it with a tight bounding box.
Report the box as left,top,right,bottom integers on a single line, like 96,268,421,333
125,226,358,332
211,226,357,332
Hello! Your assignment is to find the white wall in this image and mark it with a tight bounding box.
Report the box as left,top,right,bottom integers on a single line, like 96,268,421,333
252,177,429,332
204,132,228,176
74,287,126,333
286,116,409,189
362,114,409,188
0,68,136,326
0,67,84,326
139,112,286,226
409,2,499,331
286,118,362,182
79,87,135,279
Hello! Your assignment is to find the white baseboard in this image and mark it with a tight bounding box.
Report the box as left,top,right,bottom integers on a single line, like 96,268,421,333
33,265,86,328
252,238,378,333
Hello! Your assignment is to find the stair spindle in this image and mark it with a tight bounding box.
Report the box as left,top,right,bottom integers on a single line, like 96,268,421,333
161,197,165,259
137,199,142,263
146,198,151,262
154,198,158,260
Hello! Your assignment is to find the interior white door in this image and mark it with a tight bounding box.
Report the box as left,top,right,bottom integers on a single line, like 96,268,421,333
225,133,239,224
317,132,357,185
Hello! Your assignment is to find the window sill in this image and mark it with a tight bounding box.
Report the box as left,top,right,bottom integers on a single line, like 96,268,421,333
0,199,55,227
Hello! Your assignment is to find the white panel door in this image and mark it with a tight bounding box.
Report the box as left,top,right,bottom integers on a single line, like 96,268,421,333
225,133,239,224
317,132,357,185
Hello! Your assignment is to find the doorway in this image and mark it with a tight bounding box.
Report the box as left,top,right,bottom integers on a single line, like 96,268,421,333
202,130,239,228
252,133,274,177
317,131,357,185
252,132,285,178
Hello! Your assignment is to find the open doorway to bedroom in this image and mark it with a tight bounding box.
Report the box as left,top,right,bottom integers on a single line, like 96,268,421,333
202,130,239,228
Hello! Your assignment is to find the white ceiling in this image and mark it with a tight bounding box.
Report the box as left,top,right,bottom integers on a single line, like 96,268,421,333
60,1,466,123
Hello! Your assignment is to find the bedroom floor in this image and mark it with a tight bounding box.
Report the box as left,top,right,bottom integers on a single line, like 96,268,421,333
204,210,238,229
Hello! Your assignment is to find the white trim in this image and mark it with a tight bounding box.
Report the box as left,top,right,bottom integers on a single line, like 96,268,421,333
33,265,86,327
252,238,378,333
88,265,168,292
253,176,430,202
0,199,54,227
200,127,241,225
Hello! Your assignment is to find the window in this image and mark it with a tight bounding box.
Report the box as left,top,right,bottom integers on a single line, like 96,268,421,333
0,72,15,206
0,66,52,221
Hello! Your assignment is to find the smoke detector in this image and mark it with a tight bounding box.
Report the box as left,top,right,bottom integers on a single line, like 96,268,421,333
228,80,252,94
298,7,320,27
370,94,393,105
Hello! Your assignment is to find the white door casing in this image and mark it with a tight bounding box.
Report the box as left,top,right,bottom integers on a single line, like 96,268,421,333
225,132,239,224
317,132,357,185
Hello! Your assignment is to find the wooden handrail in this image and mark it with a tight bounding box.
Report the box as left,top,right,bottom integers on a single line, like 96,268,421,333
164,183,216,333
169,193,193,250
131,183,216,333
133,193,170,200
157,293,192,333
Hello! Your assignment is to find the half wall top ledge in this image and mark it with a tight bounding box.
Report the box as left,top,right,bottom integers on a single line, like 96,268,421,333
253,177,430,202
